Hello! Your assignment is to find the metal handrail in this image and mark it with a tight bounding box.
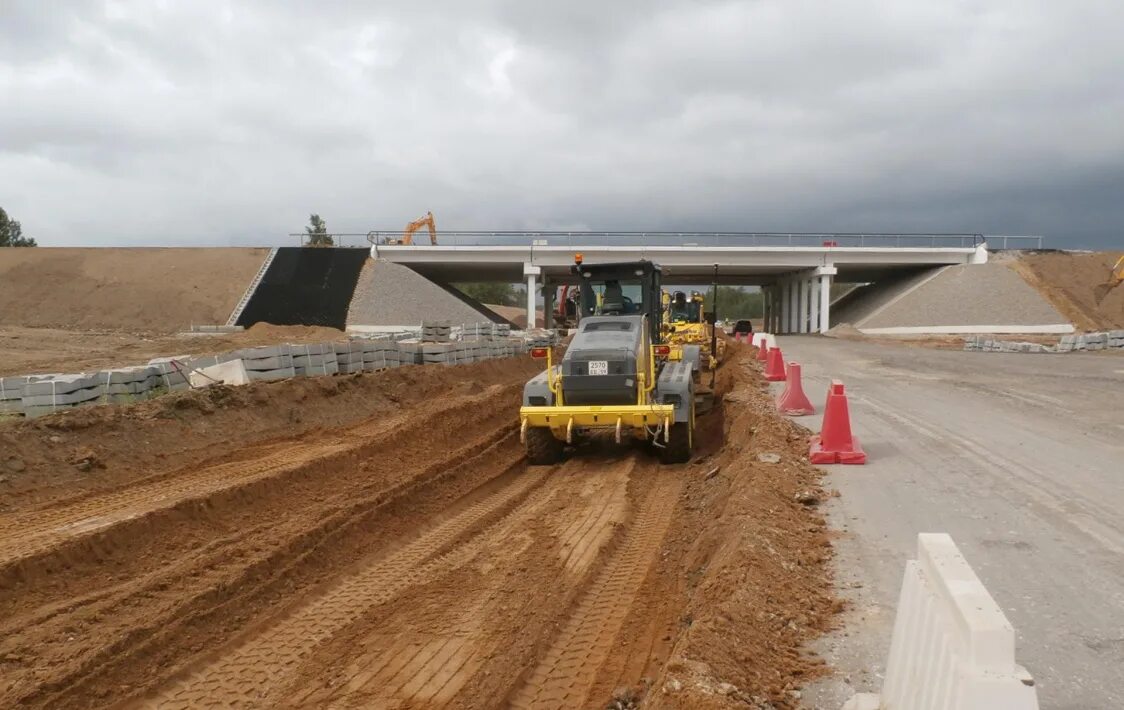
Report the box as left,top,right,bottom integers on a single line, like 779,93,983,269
289,231,1029,248
290,231,1046,249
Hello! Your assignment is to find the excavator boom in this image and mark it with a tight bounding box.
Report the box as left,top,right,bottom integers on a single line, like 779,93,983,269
1093,254,1124,304
399,211,438,246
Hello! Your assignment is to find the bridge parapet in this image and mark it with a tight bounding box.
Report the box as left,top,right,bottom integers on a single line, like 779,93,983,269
288,231,1042,250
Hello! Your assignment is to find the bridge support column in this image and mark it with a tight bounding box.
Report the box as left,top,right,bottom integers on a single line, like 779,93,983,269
816,265,837,334
542,277,554,330
779,280,790,334
523,263,541,330
763,286,774,334
789,278,800,334
800,278,812,334
809,276,820,333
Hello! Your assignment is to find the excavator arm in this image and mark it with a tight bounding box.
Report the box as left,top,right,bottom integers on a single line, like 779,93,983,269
1094,254,1124,304
401,211,437,246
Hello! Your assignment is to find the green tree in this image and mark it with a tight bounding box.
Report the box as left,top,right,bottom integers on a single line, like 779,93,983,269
0,207,37,247
304,213,333,246
705,286,763,319
455,282,519,306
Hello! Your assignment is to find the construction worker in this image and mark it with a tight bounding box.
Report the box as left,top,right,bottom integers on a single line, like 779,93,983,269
670,291,691,321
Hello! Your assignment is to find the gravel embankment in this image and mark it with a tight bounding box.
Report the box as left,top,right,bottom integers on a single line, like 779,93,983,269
346,259,507,327
863,262,1068,328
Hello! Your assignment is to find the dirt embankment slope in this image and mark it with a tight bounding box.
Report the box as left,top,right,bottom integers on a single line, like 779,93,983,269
0,347,836,709
0,247,268,332
1009,251,1124,331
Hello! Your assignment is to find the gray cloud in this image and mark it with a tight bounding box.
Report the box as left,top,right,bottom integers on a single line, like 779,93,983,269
1,0,1121,248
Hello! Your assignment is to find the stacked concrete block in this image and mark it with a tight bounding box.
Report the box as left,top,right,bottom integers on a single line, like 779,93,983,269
99,366,167,403
232,344,296,381
968,330,1124,354
0,375,32,414
396,340,425,365
146,358,194,392
421,342,462,366
21,373,107,418
2,330,529,418
421,320,452,342
330,341,366,375
292,343,340,377
354,339,400,371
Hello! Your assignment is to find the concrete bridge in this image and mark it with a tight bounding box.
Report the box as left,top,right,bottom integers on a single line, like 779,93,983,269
356,232,1039,334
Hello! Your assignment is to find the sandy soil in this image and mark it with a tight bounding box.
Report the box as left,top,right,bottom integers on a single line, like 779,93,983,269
0,323,348,377
0,247,268,333
1010,250,1124,331
0,346,835,709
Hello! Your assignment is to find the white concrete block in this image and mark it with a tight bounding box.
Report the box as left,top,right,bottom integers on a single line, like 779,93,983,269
189,359,250,387
865,533,1039,710
842,693,881,710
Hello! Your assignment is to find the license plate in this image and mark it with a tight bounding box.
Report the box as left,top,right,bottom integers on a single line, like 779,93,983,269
587,360,609,375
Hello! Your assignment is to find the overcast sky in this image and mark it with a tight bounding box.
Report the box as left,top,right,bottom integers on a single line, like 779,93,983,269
1,1,1122,249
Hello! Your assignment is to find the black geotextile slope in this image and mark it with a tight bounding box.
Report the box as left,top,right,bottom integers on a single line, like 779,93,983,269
236,247,368,329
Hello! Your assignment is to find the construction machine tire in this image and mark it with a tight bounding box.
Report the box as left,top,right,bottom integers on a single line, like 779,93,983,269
658,422,692,464
526,427,564,465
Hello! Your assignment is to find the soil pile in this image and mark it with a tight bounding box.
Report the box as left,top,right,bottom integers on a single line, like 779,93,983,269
1009,251,1124,331
0,247,269,332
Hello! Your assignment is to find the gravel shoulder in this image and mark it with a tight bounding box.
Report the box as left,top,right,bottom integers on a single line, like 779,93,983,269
779,337,1124,709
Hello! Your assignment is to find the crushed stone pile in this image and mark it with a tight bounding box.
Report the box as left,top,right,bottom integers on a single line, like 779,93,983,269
835,262,1069,332
346,259,511,328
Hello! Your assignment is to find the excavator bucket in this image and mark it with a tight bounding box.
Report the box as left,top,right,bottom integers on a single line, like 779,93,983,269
1093,281,1120,304
1094,255,1124,304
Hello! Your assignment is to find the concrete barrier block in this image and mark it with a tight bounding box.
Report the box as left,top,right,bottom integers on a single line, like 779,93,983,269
247,366,296,382
841,693,881,710
869,533,1039,710
190,360,250,387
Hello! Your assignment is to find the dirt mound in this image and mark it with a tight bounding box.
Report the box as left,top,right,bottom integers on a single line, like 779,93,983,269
0,324,350,378
242,322,346,342
0,247,269,332
0,347,836,709
1010,251,1124,331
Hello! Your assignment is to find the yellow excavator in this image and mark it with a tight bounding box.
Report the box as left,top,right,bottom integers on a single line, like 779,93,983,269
1094,255,1124,304
385,211,438,245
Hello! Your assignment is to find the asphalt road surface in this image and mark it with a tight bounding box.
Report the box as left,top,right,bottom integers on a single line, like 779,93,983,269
779,338,1124,710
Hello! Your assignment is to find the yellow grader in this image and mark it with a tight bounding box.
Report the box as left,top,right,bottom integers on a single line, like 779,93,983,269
663,289,725,372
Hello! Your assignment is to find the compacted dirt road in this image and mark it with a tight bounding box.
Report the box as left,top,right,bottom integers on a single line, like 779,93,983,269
0,349,834,709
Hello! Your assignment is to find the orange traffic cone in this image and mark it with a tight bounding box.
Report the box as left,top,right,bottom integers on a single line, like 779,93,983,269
755,339,769,361
776,362,815,416
809,380,866,464
764,347,786,381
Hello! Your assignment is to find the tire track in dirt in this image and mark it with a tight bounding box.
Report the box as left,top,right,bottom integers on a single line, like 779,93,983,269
150,466,553,709
510,470,684,710
0,386,509,571
290,456,640,709
0,385,529,708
